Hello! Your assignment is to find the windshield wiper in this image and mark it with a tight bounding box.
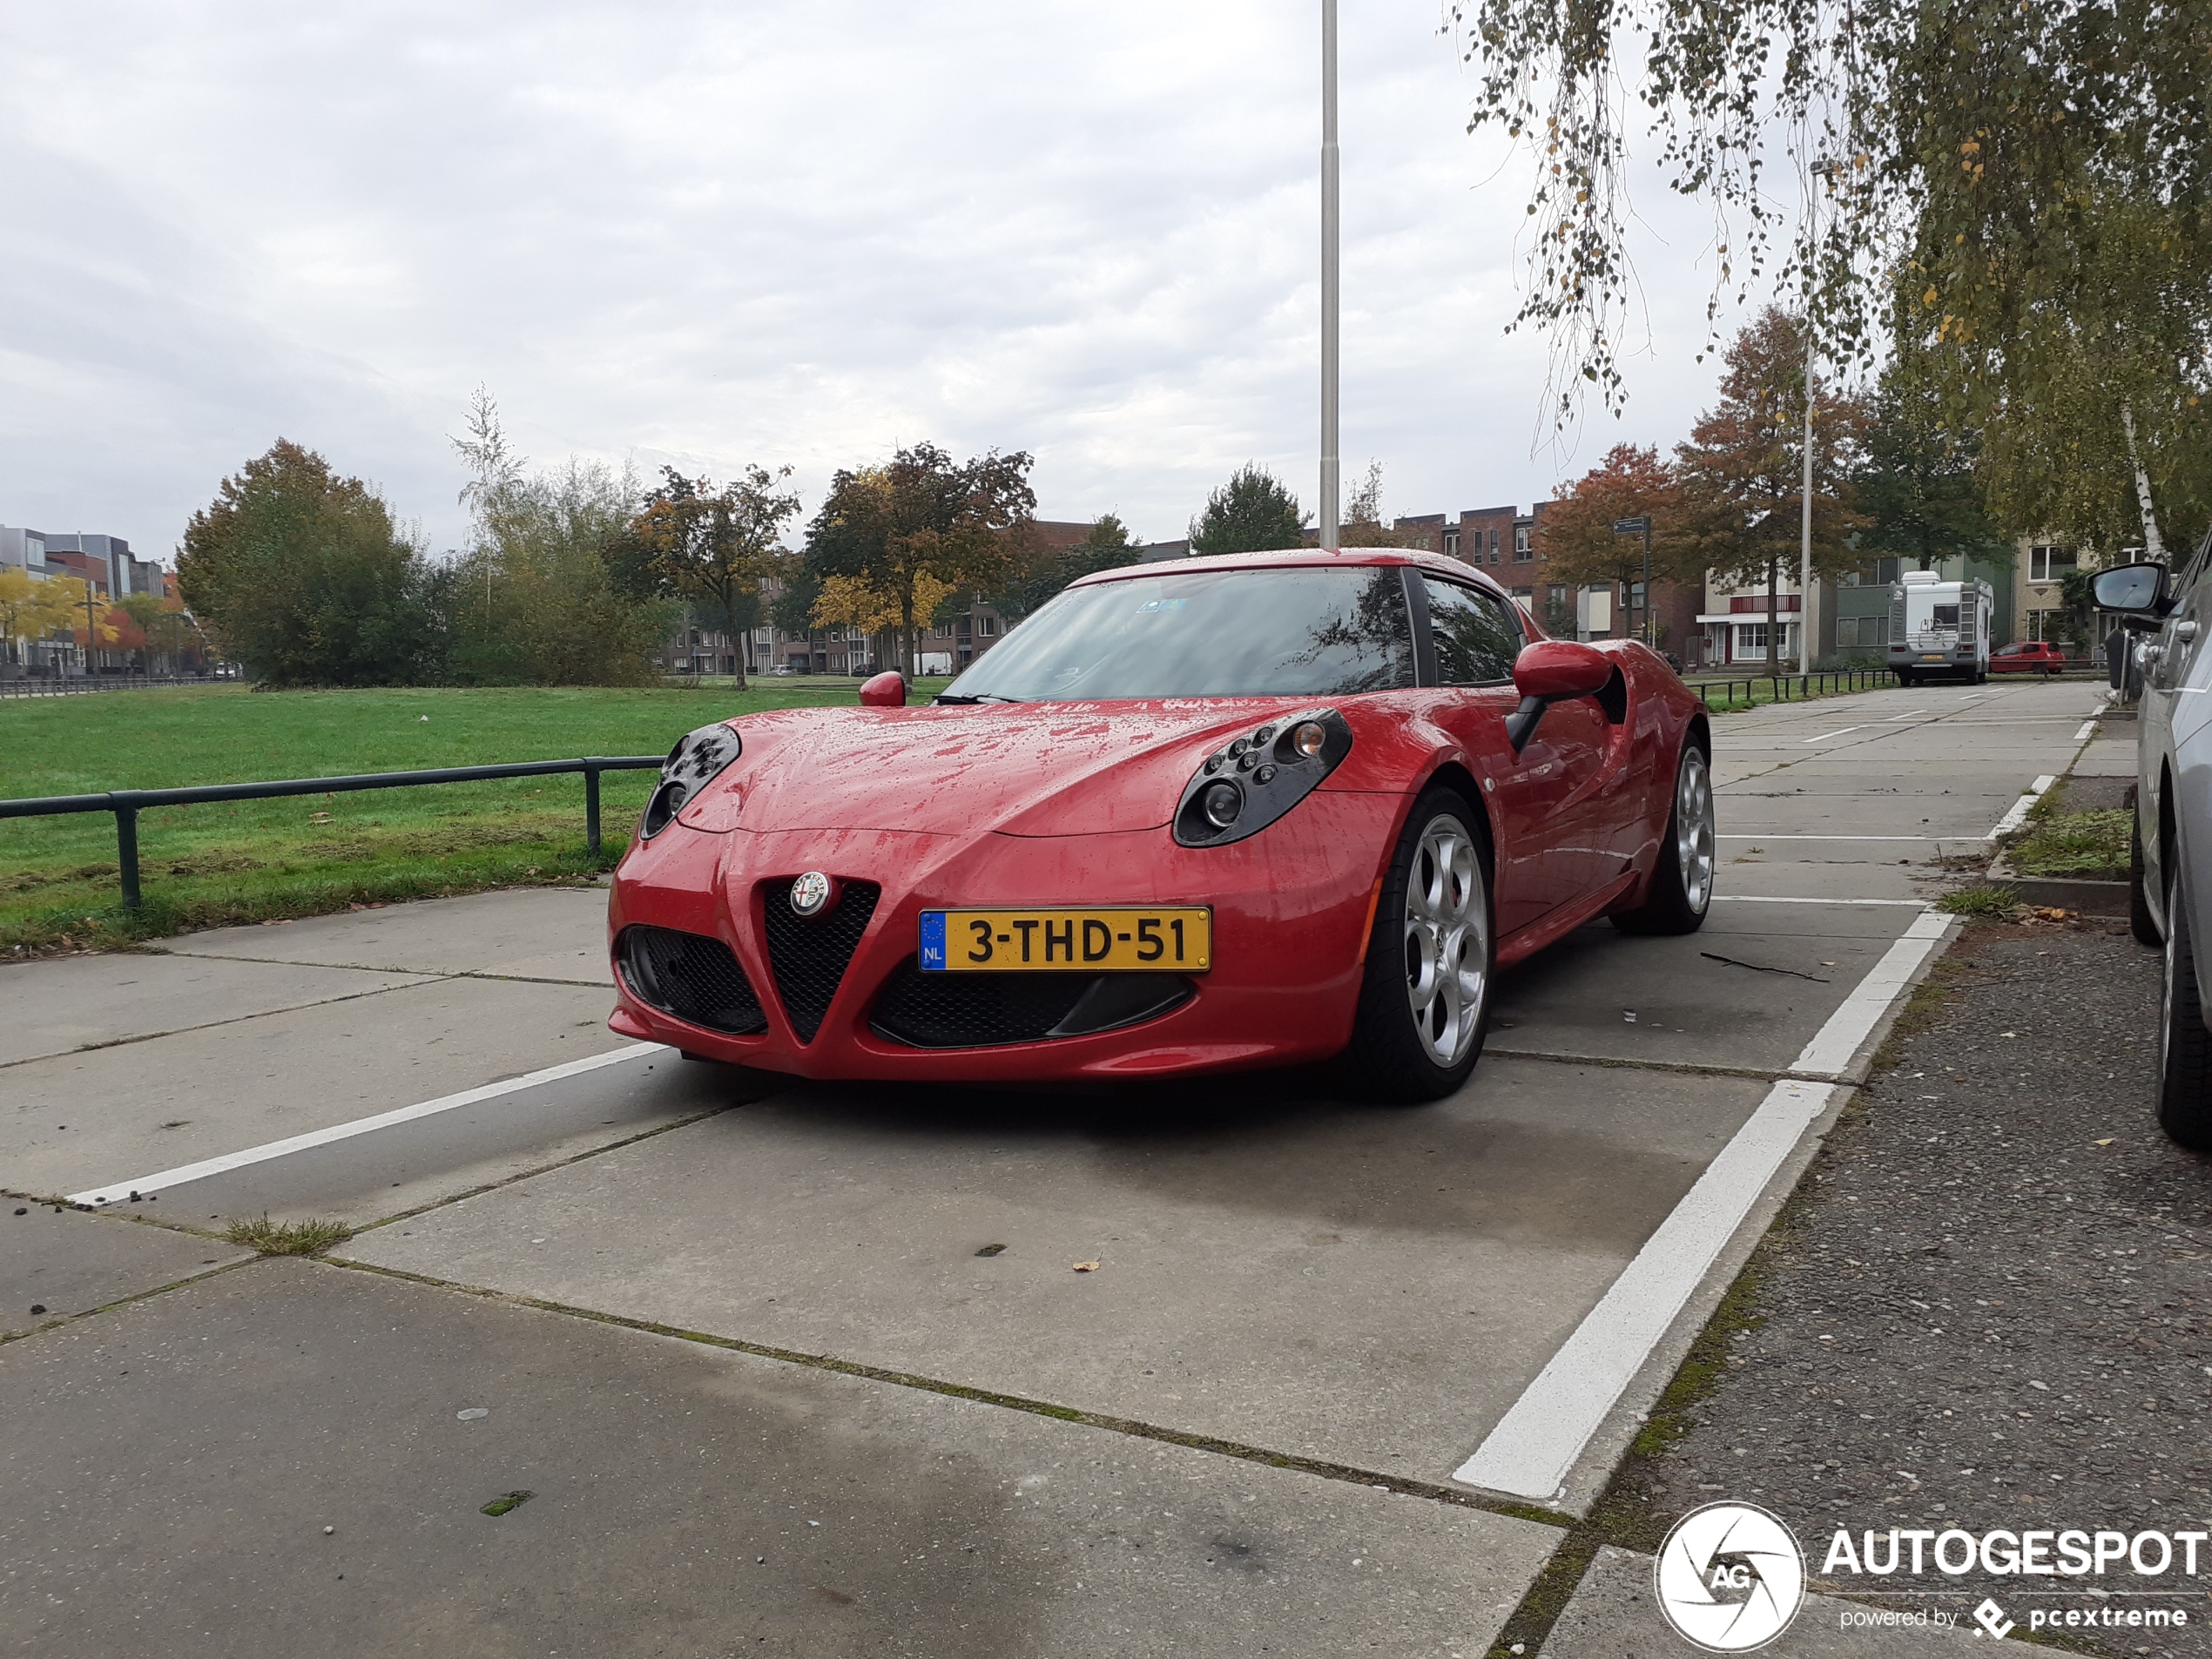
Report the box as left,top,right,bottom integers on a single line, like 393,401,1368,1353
932,692,1025,705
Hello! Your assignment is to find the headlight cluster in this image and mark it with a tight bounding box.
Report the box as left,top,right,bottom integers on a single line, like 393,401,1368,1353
641,724,744,839
1172,709,1352,847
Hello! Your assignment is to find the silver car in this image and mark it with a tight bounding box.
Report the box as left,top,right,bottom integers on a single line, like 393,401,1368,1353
2095,531,2212,1150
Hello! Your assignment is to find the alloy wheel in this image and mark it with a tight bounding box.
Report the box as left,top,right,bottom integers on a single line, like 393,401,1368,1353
1401,813,1488,1067
1677,747,1716,914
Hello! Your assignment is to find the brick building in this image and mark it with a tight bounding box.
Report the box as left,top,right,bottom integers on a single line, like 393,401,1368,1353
1382,503,1709,665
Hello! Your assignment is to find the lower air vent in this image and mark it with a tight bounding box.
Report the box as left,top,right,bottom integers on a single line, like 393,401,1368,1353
871,969,1191,1049
617,925,767,1035
759,878,882,1042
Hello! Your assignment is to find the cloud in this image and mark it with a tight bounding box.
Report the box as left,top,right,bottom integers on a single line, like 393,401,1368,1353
0,0,1762,559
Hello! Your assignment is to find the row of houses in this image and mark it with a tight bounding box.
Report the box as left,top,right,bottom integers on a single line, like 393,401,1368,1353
1379,505,2093,670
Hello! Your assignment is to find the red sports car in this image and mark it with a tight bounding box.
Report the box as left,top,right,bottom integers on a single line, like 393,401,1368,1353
606,548,1715,1100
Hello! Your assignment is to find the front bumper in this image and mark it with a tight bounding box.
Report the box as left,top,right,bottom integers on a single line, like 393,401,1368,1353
604,792,1401,1082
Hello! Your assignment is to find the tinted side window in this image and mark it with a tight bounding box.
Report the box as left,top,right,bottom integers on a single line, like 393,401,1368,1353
1423,577,1523,685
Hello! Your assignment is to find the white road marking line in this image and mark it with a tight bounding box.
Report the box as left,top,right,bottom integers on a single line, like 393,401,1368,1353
2074,720,2100,742
1884,709,1930,721
1800,726,1871,744
1788,910,1952,1078
68,1043,667,1207
1716,834,1955,841
1711,895,1927,907
1452,909,1953,1502
1986,773,2059,840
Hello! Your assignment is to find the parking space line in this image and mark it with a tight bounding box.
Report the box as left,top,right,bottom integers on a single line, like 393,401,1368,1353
1715,834,1948,841
1799,725,1871,744
1986,773,2059,840
1711,895,1925,907
66,1043,667,1207
1451,911,1953,1503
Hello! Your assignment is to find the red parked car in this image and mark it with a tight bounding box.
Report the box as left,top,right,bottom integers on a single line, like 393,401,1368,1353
1990,640,2067,675
606,548,1715,1100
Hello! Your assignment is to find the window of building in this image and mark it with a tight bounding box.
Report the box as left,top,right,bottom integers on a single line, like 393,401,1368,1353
1444,529,1460,556
2030,544,2077,582
1489,529,1500,554
1514,526,1531,556
1423,577,1523,685
978,614,998,637
1736,622,1769,653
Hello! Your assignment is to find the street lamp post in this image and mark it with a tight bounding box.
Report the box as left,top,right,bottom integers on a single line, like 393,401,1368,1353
1613,516,1653,645
1800,160,1837,675
1319,0,1339,550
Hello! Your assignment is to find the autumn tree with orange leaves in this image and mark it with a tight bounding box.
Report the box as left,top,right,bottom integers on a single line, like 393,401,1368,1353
1671,308,1864,678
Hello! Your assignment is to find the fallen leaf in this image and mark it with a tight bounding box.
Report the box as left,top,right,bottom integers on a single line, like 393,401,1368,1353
1072,1260,1101,1273
2094,1137,2114,1146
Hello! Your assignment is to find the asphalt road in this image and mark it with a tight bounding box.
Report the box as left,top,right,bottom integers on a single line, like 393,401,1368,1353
0,676,2115,1656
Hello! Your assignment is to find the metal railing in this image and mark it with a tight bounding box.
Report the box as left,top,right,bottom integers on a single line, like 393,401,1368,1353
0,674,229,698
1687,666,1898,710
0,756,661,910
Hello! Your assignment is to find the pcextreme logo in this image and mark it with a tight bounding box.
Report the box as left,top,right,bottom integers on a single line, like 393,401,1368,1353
1655,1502,1807,1652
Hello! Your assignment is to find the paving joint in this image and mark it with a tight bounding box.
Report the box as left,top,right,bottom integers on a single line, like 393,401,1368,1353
0,975,464,1071
312,1251,1580,1536
0,1249,265,1350
150,946,609,988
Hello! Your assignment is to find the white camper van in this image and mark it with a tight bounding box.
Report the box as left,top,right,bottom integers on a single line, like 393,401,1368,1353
1887,570,1995,685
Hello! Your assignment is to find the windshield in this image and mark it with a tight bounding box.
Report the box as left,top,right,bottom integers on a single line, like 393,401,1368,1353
941,566,1415,701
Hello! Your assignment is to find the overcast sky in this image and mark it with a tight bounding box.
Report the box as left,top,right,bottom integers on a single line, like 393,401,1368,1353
2,1,1793,563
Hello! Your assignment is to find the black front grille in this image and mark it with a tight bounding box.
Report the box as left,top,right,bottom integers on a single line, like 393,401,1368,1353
759,879,882,1042
617,925,767,1035
871,968,1190,1049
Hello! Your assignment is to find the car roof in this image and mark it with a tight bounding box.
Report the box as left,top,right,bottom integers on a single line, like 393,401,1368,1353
1068,545,1512,597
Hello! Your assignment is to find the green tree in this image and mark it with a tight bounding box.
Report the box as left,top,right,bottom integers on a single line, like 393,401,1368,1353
804,443,1035,672
626,465,800,690
1852,374,2001,572
989,513,1147,623
177,439,442,686
1671,310,1864,678
1189,464,1306,557
1337,462,1432,549
1447,0,2210,549
446,393,674,686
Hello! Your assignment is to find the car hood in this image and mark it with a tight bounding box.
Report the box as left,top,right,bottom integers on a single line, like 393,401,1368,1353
692,700,1328,838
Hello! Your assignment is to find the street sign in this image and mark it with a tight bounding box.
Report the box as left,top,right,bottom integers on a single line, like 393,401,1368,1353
1612,516,1649,534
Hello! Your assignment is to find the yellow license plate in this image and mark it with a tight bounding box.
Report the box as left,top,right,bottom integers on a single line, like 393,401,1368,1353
919,907,1211,973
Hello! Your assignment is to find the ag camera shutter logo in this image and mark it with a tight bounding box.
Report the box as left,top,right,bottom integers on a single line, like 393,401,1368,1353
1654,1502,1806,1651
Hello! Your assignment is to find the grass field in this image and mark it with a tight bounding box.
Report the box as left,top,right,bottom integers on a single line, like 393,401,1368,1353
0,680,945,953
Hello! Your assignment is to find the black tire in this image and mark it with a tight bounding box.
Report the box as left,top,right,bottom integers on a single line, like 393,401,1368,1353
2156,859,2212,1150
1897,670,1919,688
2130,810,2161,948
1612,739,1716,936
1343,789,1494,1103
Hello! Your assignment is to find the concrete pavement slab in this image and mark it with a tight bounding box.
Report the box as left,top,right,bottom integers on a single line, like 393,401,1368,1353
1539,1546,2013,1656
0,976,632,1206
0,1258,1562,1658
1493,920,1905,1074
339,1055,1775,1483
162,884,611,983
0,951,437,1068
1,1204,248,1336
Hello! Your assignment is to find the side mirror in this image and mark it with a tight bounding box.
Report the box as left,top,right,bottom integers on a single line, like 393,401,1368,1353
859,671,908,708
1503,640,1613,755
1512,639,1612,701
2091,562,2169,616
